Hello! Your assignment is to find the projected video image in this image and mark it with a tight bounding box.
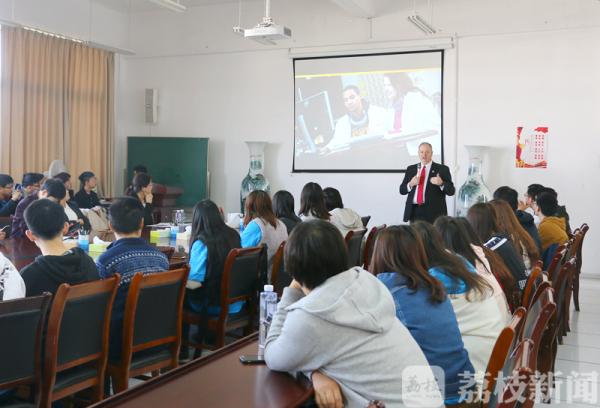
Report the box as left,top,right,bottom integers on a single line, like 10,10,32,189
293,51,443,172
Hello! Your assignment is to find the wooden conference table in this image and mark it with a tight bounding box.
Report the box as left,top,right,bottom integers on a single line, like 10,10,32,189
90,334,314,408
0,227,188,271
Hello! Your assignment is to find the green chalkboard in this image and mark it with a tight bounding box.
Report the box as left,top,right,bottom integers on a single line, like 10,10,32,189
127,137,208,207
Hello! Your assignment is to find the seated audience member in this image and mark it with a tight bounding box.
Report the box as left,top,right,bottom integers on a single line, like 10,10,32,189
454,217,519,310
96,197,169,359
412,221,506,380
124,164,148,195
183,200,241,356
53,171,75,202
520,183,544,226
538,187,572,235
241,190,287,266
272,190,301,234
52,173,91,233
536,192,569,252
490,200,540,272
20,199,99,296
0,253,25,300
0,174,22,217
372,225,476,405
128,172,154,227
494,186,541,250
434,217,511,321
298,182,330,221
323,187,364,237
21,172,44,197
11,179,68,238
265,220,443,408
467,203,528,291
72,171,101,209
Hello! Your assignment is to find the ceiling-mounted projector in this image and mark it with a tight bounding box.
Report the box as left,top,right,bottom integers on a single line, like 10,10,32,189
233,0,291,45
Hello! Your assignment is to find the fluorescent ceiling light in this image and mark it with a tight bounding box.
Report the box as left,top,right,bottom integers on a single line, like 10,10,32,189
147,0,186,12
408,13,436,35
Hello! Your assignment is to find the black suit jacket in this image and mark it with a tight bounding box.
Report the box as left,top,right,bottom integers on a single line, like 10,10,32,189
399,162,455,222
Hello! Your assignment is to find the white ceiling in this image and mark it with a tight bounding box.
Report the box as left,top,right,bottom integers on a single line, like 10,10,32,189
96,0,404,17
96,0,256,13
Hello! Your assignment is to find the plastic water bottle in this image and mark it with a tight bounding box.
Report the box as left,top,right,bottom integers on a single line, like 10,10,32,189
258,284,277,357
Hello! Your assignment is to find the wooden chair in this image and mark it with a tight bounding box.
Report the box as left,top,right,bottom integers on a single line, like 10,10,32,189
0,294,51,407
572,223,589,311
487,339,536,408
535,258,576,403
106,267,189,393
40,276,119,408
270,241,291,298
518,286,556,408
183,246,262,358
546,245,567,284
481,307,526,408
360,215,371,228
362,225,386,271
344,229,368,267
520,265,546,309
550,257,577,344
157,246,175,260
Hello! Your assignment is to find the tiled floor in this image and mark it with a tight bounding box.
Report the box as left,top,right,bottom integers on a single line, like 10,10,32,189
548,277,600,407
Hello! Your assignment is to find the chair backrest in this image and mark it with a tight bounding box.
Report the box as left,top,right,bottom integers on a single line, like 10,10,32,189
550,257,577,329
270,241,291,297
123,267,188,363
363,225,386,271
345,229,367,267
217,247,263,320
42,276,119,405
521,265,543,308
0,293,51,397
520,286,556,358
576,224,589,272
482,307,527,408
360,215,371,228
546,245,567,283
487,339,536,408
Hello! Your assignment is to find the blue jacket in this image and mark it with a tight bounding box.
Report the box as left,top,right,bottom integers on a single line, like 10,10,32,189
378,272,475,404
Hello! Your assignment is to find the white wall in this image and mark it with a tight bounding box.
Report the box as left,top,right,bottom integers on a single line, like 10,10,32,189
115,0,600,275
0,0,129,51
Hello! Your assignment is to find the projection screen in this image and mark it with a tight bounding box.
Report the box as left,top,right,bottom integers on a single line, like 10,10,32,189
293,50,443,172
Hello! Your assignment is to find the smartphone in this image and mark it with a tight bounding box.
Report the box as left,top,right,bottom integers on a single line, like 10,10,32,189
239,355,265,365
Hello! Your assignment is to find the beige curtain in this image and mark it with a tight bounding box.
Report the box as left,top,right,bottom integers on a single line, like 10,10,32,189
0,26,115,196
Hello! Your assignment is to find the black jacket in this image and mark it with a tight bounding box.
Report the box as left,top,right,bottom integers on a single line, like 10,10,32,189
0,198,19,217
72,190,100,209
66,201,92,233
21,247,99,297
516,210,541,251
399,162,455,223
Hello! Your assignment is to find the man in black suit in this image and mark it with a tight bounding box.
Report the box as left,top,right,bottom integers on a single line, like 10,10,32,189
399,142,455,223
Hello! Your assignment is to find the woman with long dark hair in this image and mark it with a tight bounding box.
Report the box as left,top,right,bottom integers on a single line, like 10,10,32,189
272,190,301,234
467,203,528,292
489,199,540,272
128,173,154,227
241,190,287,265
434,216,510,320
371,225,475,405
298,182,330,221
412,221,506,381
72,171,101,209
183,200,241,359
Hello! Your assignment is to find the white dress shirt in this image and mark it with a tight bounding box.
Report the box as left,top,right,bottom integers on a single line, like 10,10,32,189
410,161,432,204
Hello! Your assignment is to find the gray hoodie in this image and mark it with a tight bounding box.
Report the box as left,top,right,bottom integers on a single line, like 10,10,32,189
265,267,443,408
329,207,364,238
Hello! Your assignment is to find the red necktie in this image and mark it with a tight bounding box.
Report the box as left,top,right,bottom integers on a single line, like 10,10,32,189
417,165,426,205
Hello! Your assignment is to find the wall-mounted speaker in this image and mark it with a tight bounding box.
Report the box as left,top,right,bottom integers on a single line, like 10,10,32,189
145,88,158,124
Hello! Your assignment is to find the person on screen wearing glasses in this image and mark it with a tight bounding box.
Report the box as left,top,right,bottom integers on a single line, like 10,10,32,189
399,142,455,224
325,85,388,151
